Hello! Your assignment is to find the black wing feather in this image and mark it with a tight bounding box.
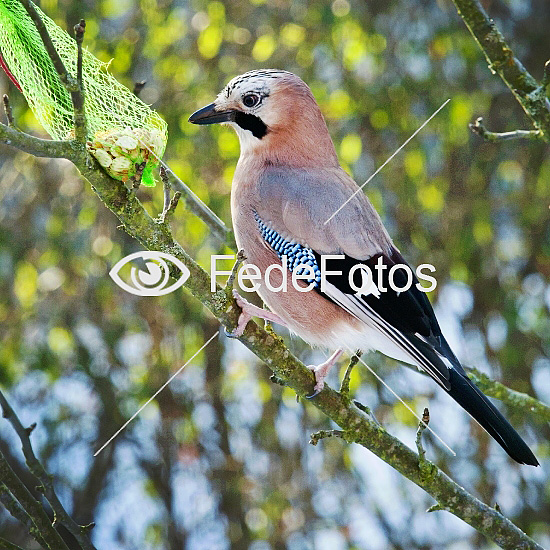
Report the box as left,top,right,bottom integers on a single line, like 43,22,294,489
313,246,538,466
315,247,456,389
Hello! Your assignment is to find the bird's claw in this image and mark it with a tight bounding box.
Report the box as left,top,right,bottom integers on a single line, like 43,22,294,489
223,326,240,338
227,289,253,338
306,387,322,399
304,350,343,398
305,366,326,398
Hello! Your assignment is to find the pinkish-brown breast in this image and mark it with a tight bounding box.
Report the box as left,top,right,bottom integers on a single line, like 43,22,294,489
230,157,360,348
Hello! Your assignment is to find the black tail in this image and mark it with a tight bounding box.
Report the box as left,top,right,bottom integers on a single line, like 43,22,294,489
447,368,538,466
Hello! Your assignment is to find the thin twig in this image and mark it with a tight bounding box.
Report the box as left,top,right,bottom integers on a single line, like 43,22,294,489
73,19,86,142
415,408,430,463
416,409,437,484
0,451,70,550
16,0,77,91
451,0,550,141
309,429,344,446
158,166,181,222
470,117,542,142
0,536,26,550
2,95,14,128
0,483,49,549
155,158,233,244
0,390,97,550
339,350,362,402
225,249,246,293
131,161,146,188
16,1,87,142
74,20,85,93
161,165,171,212
159,192,181,224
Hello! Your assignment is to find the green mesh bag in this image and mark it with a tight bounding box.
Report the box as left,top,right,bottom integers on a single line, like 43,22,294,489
0,0,167,186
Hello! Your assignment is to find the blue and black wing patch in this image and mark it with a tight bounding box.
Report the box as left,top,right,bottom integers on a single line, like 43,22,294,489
254,211,321,288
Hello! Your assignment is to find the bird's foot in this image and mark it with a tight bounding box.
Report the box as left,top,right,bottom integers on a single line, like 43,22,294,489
306,349,344,398
228,289,286,337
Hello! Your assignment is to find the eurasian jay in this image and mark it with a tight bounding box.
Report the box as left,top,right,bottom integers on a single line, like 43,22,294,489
189,69,538,466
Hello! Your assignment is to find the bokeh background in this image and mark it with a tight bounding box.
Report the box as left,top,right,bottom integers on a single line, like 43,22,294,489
0,0,549,548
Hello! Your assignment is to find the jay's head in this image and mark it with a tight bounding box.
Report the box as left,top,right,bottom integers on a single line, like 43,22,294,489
189,70,337,163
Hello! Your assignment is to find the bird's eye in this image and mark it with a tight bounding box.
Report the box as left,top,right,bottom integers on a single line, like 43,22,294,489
242,93,260,108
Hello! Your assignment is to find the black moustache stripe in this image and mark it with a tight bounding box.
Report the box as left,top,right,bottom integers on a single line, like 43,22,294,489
234,111,268,139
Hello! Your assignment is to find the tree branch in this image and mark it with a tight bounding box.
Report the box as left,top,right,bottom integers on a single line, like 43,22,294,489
72,19,87,142
17,0,85,145
0,123,72,158
0,536,26,550
0,391,96,550
16,0,77,92
466,367,550,423
451,0,550,141
2,95,14,128
0,483,49,549
470,117,543,142
0,450,70,550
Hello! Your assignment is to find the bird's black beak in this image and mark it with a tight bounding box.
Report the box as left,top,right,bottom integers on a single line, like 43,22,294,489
188,103,236,125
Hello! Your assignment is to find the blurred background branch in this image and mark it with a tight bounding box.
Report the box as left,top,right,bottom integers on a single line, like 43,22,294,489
466,366,550,423
0,390,96,550
0,391,94,550
451,0,550,140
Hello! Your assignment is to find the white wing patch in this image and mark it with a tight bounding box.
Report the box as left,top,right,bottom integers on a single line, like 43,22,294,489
322,280,452,390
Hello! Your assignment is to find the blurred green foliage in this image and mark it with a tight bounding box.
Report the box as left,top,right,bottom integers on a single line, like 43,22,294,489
0,0,549,548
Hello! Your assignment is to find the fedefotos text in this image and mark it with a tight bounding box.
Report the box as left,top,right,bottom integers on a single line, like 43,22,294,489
211,254,437,294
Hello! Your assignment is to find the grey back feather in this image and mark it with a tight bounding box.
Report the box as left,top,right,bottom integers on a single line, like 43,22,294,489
256,166,394,258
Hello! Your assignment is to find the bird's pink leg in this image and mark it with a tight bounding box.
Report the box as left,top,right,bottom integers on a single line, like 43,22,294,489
230,289,287,337
306,348,344,398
